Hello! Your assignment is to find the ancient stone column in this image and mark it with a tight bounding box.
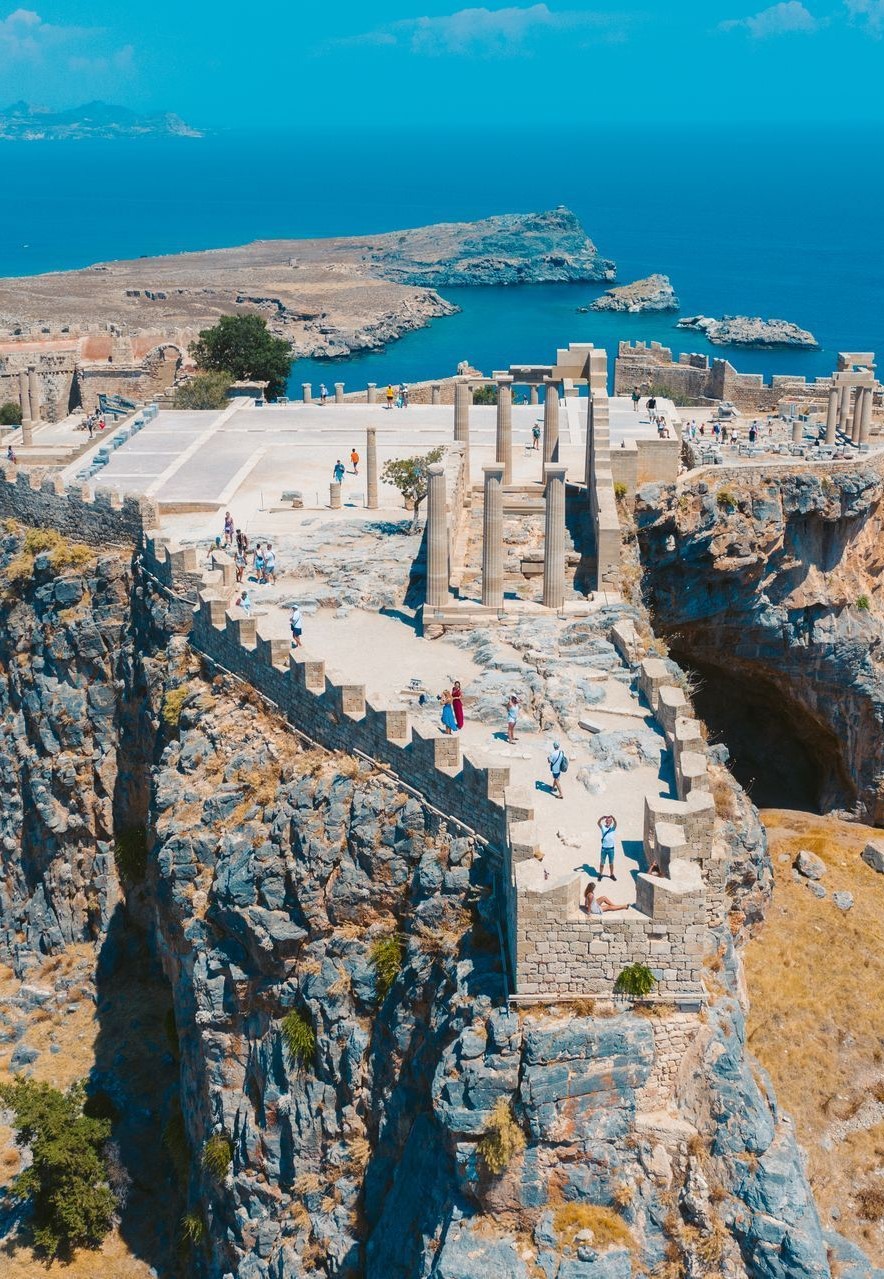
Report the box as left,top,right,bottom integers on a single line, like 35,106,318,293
542,464,567,611
366,426,379,509
302,383,312,404
838,382,850,433
859,386,873,444
529,385,539,406
27,368,41,426
453,380,471,500
17,370,31,429
431,384,441,406
481,463,505,611
426,461,448,610
329,482,342,509
495,376,514,486
851,390,863,444
791,418,802,444
367,383,377,404
334,382,344,403
825,386,838,444
543,381,560,467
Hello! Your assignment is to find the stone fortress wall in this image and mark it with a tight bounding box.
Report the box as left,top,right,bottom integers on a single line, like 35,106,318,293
0,464,158,544
614,340,883,419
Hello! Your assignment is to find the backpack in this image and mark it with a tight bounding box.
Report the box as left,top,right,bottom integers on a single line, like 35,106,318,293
559,753,569,774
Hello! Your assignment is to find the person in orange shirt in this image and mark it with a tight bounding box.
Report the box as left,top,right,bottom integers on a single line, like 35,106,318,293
350,447,359,474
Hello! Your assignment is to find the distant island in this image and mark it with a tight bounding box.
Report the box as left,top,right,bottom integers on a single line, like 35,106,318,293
0,100,203,141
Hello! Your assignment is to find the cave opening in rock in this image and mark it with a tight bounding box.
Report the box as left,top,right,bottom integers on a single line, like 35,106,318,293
668,648,849,813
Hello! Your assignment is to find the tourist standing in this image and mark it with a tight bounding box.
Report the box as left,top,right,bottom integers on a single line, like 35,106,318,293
401,384,410,408
748,423,757,445
350,447,360,475
506,695,520,743
598,815,617,880
289,603,303,648
6,445,15,464
440,690,457,735
631,386,641,413
234,546,246,584
547,740,567,799
451,681,464,730
333,459,346,485
265,543,277,584
237,590,252,616
223,511,234,547
386,384,395,410
320,384,328,405
532,422,541,450
254,543,266,583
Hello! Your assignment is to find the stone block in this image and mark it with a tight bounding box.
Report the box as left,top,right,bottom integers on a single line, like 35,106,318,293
386,709,409,742
341,684,366,717
435,735,461,773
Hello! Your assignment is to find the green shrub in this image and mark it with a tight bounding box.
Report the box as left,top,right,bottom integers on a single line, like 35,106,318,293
179,1210,206,1246
614,963,657,999
371,933,404,1001
3,527,94,591
477,1099,525,1174
173,372,233,410
0,1078,116,1259
202,1133,233,1180
856,595,871,611
114,824,148,884
162,684,190,727
0,400,22,426
281,1008,316,1069
716,489,737,513
614,482,628,501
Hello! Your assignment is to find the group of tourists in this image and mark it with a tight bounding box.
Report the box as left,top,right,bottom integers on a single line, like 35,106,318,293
438,682,465,734
332,449,360,486
221,514,278,586
386,383,410,409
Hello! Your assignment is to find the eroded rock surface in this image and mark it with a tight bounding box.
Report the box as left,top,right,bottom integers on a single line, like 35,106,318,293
676,315,818,348
588,274,679,314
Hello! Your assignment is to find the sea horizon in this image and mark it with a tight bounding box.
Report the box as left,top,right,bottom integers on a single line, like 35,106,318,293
2,123,882,391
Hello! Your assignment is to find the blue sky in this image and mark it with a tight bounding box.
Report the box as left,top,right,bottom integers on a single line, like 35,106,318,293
1,1,883,126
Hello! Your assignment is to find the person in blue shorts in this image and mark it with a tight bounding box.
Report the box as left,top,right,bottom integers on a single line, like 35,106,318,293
598,814,617,880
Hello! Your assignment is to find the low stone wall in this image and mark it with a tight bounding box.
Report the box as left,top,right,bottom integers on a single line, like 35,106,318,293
0,348,78,423
0,465,157,546
610,439,680,494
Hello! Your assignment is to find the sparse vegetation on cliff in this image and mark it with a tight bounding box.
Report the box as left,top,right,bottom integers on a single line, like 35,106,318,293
202,1133,233,1180
371,933,404,1001
3,527,93,592
281,1009,316,1069
477,1099,525,1174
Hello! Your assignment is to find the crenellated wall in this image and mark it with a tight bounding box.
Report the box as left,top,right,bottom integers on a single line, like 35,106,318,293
0,464,158,545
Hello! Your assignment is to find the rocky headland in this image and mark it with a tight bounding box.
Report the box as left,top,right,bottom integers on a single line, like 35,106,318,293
0,489,876,1279
0,208,614,361
586,274,679,314
676,315,818,348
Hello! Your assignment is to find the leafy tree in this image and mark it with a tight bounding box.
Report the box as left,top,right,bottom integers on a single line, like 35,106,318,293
472,384,498,406
189,314,292,399
0,400,22,426
0,1078,116,1258
173,372,232,410
380,446,444,528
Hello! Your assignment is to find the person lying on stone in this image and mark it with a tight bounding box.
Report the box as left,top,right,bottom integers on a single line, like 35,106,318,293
583,881,627,915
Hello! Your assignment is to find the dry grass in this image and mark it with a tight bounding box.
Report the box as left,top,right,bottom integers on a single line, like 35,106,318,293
710,772,738,820
552,1203,634,1253
0,1228,157,1279
745,810,884,1263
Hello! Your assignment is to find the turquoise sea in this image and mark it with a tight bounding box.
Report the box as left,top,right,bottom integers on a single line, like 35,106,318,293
1,125,882,394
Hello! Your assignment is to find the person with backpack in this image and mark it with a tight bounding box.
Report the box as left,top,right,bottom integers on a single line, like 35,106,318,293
531,422,541,451
289,603,303,649
547,740,567,798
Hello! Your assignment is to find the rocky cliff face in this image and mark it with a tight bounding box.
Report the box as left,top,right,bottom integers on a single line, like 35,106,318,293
0,528,873,1279
636,466,884,819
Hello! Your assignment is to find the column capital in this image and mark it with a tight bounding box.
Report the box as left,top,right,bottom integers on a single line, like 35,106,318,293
543,463,568,482
495,374,514,386
482,462,505,479
427,461,446,476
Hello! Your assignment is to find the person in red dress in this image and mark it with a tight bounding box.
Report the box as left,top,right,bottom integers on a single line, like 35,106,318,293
451,681,464,731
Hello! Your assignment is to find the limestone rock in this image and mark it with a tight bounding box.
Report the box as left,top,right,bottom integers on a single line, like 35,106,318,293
676,314,818,348
587,274,679,313
795,849,827,881
833,890,854,912
861,841,884,873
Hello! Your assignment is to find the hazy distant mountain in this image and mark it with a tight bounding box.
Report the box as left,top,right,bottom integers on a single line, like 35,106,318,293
0,101,203,141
